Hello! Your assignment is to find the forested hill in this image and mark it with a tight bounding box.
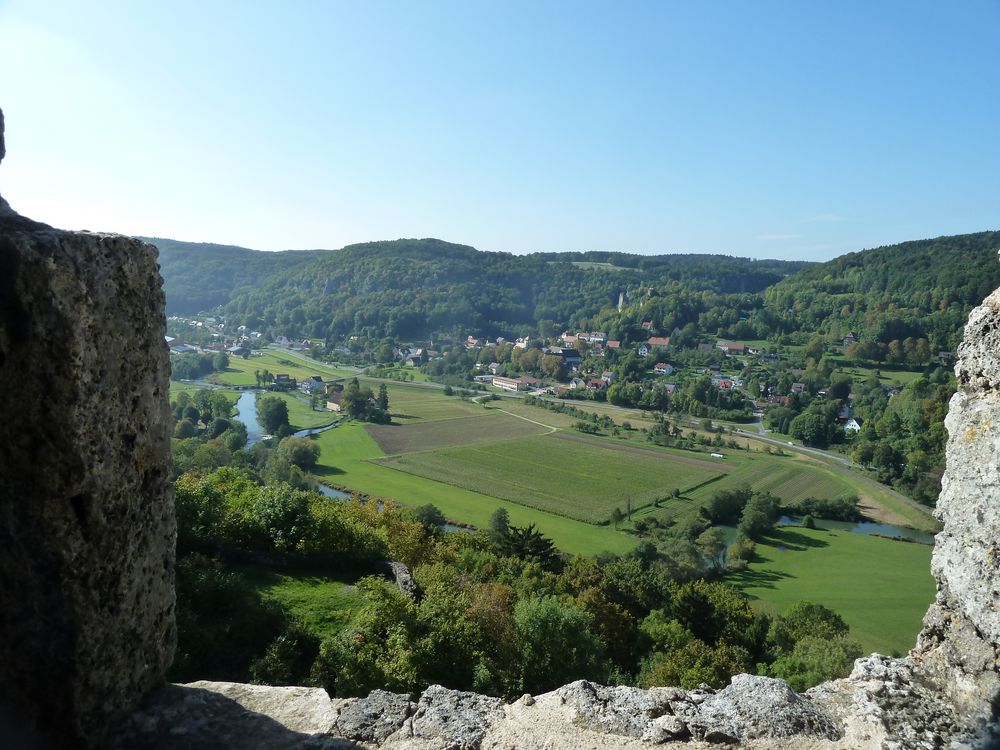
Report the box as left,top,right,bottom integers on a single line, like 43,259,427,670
153,232,999,346
761,231,1000,350
216,238,810,340
144,237,324,314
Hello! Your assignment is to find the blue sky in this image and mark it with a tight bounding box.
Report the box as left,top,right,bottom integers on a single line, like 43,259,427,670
0,1,997,259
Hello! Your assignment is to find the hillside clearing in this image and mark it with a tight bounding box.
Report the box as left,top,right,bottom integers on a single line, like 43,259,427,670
727,526,934,655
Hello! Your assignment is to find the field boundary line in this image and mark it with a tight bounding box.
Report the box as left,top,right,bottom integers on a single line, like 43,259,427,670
488,406,559,433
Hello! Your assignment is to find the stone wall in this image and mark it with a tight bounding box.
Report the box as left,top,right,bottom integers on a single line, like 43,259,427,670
0,107,176,748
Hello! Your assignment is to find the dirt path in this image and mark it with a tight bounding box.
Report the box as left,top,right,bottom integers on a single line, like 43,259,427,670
491,407,559,433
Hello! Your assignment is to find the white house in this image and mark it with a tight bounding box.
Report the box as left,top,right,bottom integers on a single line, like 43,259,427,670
844,417,865,433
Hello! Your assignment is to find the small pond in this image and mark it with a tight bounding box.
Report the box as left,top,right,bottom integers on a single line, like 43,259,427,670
316,484,352,500
719,515,935,547
779,515,936,545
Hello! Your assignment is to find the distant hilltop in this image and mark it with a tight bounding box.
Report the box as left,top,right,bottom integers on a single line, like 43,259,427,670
149,232,1000,353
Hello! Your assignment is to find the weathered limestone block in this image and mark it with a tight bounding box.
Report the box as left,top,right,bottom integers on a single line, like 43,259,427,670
403,684,505,749
911,280,1000,734
684,675,841,743
0,107,45,228
0,105,175,747
334,689,415,743
114,683,355,749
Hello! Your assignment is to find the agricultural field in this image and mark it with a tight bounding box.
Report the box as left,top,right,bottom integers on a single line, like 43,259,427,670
311,422,638,556
543,399,658,430
374,432,727,524
367,412,549,455
727,526,935,655
684,453,855,506
309,384,935,553
376,383,484,422
484,400,578,428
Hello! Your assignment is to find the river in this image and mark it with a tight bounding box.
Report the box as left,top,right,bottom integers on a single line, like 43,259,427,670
233,390,339,446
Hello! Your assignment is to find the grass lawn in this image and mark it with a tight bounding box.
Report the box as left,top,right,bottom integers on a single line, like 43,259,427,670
263,391,336,431
373,382,485,423
727,526,934,656
367,412,550,454
831,360,927,386
311,423,637,556
233,564,363,641
375,432,726,524
168,381,203,397
369,365,432,382
211,350,356,387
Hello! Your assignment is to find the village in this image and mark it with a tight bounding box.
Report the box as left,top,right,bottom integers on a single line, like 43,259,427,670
164,310,936,447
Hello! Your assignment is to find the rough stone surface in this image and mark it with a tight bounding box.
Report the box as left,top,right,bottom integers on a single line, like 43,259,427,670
0,213,175,744
0,108,46,228
388,560,419,599
112,683,356,749
548,680,678,738
334,689,414,743
0,105,7,217
404,684,505,749
909,278,1000,737
681,675,840,743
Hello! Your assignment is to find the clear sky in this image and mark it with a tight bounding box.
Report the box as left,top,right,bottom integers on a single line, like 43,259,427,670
0,1,997,259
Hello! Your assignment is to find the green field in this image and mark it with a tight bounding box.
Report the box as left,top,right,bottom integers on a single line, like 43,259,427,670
535,399,658,430
233,564,363,640
727,526,935,655
684,453,855,506
378,383,485,422
367,412,550,454
264,391,337,431
831,359,927,386
169,381,203,397
312,422,638,556
210,350,356,387
375,432,727,524
486,401,578,428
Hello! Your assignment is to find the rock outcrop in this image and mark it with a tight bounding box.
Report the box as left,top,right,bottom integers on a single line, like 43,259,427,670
0,107,47,229
910,278,1000,732
0,107,176,748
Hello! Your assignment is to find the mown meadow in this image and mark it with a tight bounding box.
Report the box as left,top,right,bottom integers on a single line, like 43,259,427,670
727,525,934,655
